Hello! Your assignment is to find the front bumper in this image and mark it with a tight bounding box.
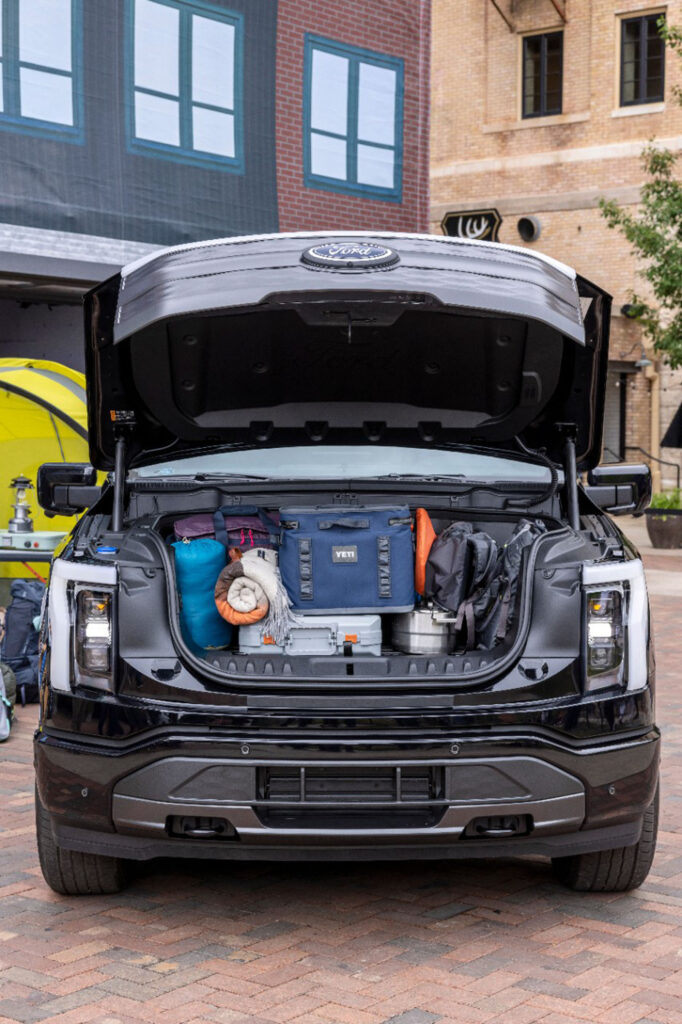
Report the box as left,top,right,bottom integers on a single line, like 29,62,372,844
35,724,660,862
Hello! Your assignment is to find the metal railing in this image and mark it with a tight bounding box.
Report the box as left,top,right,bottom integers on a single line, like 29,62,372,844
626,446,681,490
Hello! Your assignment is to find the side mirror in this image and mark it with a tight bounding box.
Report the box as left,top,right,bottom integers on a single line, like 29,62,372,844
37,463,101,516
585,463,652,517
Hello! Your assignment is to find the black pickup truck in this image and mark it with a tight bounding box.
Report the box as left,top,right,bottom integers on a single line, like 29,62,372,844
34,232,659,894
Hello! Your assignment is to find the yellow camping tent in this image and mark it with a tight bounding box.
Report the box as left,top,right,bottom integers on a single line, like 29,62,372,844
0,358,90,579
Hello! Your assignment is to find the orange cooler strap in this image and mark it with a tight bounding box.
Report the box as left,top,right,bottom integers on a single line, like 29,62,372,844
415,507,437,595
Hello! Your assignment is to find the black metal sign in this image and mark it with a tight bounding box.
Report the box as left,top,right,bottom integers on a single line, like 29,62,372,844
441,208,502,242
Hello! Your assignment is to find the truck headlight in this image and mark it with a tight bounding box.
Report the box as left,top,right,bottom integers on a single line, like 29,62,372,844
585,587,625,691
47,560,117,693
74,587,114,690
582,560,648,693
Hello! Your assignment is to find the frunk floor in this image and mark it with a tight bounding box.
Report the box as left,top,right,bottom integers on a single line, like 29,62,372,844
0,523,681,1024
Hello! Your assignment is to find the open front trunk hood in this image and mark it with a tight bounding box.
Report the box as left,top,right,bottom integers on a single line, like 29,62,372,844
85,232,611,472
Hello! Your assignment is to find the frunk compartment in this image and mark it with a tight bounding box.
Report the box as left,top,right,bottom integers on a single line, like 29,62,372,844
156,499,550,680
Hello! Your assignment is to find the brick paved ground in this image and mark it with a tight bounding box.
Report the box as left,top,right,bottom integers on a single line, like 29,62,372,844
1,557,681,1024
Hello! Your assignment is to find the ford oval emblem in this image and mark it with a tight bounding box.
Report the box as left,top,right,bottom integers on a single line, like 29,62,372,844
302,241,399,269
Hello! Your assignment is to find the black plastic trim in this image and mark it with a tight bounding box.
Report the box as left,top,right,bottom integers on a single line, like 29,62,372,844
50,818,643,863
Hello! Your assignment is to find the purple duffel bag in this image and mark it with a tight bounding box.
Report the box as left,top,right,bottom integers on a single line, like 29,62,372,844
173,506,280,551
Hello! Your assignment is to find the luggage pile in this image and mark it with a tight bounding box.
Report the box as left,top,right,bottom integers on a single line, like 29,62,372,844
170,504,545,658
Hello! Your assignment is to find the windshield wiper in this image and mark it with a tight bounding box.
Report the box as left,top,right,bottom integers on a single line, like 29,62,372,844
194,472,271,481
376,473,466,481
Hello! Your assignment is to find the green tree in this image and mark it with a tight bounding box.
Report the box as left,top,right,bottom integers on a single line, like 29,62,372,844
600,20,682,367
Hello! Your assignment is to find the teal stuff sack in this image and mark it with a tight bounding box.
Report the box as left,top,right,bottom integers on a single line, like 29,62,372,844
172,538,232,650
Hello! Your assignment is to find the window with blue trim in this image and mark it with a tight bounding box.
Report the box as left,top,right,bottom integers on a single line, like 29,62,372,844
127,0,243,170
304,36,403,201
0,0,82,139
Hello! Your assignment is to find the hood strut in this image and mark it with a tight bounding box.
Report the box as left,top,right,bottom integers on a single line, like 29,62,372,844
112,436,127,533
562,431,579,531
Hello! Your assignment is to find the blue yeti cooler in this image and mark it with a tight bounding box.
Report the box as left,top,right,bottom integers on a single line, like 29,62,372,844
278,506,414,613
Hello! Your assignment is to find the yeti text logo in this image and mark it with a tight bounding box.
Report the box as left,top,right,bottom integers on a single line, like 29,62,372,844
332,546,358,563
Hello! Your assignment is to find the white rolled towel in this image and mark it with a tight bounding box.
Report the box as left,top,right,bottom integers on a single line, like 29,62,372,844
229,548,297,644
227,575,267,613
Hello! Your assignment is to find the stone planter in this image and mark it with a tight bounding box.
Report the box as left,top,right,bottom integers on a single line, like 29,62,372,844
645,507,682,549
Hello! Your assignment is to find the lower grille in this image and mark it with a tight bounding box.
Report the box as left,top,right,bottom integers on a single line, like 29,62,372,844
255,765,447,828
257,807,445,829
257,765,445,805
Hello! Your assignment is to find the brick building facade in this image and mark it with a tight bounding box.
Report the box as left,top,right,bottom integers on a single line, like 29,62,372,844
430,0,682,488
0,0,430,371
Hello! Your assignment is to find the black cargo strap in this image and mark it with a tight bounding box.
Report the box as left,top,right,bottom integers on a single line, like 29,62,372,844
454,600,476,651
454,553,500,651
495,580,514,641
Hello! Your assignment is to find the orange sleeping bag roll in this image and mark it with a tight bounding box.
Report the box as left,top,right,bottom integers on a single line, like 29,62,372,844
415,508,437,596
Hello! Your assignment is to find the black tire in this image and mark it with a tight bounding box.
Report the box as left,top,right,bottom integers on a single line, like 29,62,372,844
552,784,659,892
35,787,129,895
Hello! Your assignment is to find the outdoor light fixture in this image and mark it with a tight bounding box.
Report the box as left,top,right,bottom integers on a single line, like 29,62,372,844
8,474,34,533
635,343,653,368
517,216,541,242
620,303,638,318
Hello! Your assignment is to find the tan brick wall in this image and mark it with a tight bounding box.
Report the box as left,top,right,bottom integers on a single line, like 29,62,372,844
431,0,682,489
659,363,682,487
625,370,652,454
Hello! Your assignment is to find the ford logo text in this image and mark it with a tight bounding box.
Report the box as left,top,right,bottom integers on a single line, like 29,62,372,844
302,241,399,269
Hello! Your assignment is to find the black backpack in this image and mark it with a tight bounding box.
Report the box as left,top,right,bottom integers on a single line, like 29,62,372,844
425,519,546,651
425,522,499,647
0,579,45,705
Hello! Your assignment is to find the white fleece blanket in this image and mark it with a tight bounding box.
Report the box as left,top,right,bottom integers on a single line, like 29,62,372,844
227,575,267,613
227,548,296,643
